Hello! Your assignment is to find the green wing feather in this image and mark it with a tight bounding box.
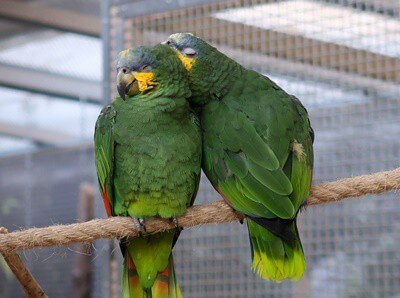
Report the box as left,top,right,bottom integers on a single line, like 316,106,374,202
94,104,117,216
202,76,313,220
201,72,313,282
205,114,295,219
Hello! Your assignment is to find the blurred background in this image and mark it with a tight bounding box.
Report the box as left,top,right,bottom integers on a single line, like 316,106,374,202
0,0,399,297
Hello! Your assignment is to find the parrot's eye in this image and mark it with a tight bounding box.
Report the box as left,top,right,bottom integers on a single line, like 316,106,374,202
182,47,197,57
121,67,130,74
140,64,152,72
165,40,172,46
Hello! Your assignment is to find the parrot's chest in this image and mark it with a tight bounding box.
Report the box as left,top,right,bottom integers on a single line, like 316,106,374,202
111,105,200,217
114,114,186,188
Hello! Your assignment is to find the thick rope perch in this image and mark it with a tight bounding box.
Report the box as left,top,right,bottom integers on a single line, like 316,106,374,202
308,167,400,205
0,168,399,254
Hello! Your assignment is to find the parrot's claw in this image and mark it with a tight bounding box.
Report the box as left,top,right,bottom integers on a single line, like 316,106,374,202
169,217,181,230
132,218,147,236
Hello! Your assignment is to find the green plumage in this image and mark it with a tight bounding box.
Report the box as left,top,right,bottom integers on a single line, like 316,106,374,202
167,33,314,282
94,45,201,296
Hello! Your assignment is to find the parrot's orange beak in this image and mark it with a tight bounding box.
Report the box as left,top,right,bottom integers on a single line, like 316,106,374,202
117,67,139,100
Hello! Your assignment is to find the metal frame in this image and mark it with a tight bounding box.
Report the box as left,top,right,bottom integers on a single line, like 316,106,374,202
0,121,78,146
0,63,102,103
0,0,100,36
98,1,400,297
101,0,112,105
0,3,103,146
101,0,400,104
116,0,225,18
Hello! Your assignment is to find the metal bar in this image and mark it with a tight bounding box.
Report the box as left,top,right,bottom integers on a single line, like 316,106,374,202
0,121,78,146
121,29,400,96
0,63,102,103
131,8,399,82
0,84,101,106
323,0,399,17
99,4,112,298
0,0,100,36
114,18,125,59
116,0,223,18
101,0,112,104
72,184,95,298
217,44,400,98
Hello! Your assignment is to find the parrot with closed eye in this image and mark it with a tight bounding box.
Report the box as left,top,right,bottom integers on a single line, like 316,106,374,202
164,33,314,282
94,44,202,297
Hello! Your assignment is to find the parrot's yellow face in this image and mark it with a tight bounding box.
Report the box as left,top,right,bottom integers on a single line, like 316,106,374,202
133,72,158,92
116,49,158,100
163,33,222,106
163,33,198,72
116,45,191,101
176,52,196,71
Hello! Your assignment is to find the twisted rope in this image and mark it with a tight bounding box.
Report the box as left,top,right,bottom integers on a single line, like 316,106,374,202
0,168,399,254
307,167,400,205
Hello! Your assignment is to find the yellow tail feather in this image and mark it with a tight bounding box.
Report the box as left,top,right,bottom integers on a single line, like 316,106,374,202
248,218,306,282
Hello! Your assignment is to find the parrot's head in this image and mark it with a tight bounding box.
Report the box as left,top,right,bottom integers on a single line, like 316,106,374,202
116,44,190,100
163,33,233,105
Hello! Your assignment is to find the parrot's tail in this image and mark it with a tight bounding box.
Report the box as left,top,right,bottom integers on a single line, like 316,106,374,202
122,253,182,298
247,217,306,282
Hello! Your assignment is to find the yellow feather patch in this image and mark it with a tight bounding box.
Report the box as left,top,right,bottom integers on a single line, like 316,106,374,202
133,72,158,92
119,49,130,58
177,52,196,71
293,139,306,162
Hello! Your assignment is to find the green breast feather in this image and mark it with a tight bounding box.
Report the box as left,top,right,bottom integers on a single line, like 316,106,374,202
95,96,201,219
94,44,202,295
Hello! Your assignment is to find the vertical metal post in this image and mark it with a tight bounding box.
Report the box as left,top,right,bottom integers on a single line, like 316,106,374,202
101,0,112,105
72,183,95,298
100,4,113,298
115,17,125,55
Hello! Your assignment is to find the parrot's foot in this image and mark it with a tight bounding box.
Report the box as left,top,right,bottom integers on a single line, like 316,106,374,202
132,218,146,236
239,218,244,225
169,217,181,230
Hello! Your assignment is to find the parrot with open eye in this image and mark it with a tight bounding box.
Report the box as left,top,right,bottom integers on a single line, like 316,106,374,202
164,33,314,282
94,44,202,297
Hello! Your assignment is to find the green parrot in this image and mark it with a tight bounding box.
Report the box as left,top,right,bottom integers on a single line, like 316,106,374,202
94,44,202,297
164,33,314,282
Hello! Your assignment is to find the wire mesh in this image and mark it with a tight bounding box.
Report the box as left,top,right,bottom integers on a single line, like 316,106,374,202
0,19,104,297
0,0,398,297
103,0,400,297
0,146,99,297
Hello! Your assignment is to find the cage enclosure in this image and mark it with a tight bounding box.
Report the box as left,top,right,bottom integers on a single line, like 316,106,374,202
99,1,400,297
0,0,398,297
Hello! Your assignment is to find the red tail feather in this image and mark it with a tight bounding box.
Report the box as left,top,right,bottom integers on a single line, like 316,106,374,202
102,185,112,217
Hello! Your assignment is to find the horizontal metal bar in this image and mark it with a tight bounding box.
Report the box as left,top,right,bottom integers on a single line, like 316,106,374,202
0,0,100,36
323,0,399,17
133,8,399,81
0,63,102,103
119,29,400,95
116,0,222,18
0,121,78,146
217,44,400,98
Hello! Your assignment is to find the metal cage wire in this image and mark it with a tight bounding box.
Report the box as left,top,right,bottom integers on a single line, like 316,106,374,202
102,0,400,297
109,0,400,297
